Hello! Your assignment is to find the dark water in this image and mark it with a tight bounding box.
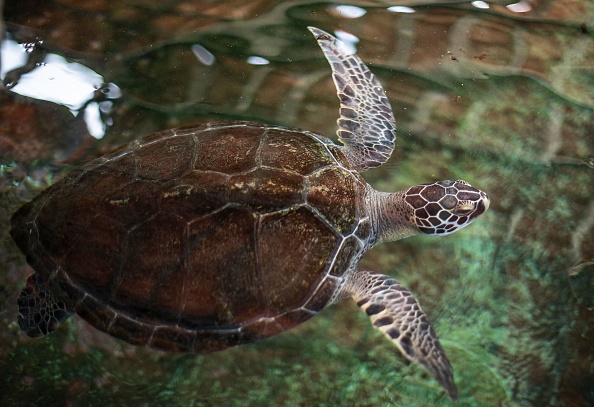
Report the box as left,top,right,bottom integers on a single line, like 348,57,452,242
1,1,593,406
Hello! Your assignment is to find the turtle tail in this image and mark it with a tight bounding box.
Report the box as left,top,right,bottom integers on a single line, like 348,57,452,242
17,273,73,337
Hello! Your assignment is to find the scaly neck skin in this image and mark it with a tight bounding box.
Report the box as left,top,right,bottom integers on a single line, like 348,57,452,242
366,187,421,245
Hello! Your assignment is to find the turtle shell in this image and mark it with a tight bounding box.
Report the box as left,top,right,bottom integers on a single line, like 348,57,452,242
11,121,373,352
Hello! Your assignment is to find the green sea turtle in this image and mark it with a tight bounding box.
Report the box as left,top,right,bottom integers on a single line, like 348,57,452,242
10,27,489,400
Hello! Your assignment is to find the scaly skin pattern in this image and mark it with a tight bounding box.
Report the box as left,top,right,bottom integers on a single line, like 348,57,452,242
308,27,397,172
373,180,490,243
343,271,458,400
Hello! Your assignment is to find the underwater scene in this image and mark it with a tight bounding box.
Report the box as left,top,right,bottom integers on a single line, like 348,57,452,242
0,1,593,406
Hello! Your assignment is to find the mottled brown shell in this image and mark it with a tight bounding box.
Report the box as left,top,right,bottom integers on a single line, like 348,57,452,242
11,121,373,352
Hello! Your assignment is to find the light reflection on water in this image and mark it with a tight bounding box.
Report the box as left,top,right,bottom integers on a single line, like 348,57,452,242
1,32,120,138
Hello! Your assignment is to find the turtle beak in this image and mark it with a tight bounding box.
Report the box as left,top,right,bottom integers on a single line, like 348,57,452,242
471,193,490,219
481,192,490,211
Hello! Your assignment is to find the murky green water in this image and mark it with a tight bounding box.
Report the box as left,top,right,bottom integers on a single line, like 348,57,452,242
1,1,593,406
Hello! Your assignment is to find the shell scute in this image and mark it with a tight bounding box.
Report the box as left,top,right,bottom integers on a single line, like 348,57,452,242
32,186,98,262
150,326,197,353
136,133,196,181
260,129,335,175
183,207,259,326
229,168,304,212
258,206,339,312
158,171,229,220
100,180,162,227
113,212,188,312
244,309,314,340
82,155,138,196
190,330,245,354
63,214,126,295
75,293,118,337
193,126,261,174
306,166,360,235
105,313,153,347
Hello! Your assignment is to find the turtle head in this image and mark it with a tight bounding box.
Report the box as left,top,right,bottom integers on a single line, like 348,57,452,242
404,180,489,236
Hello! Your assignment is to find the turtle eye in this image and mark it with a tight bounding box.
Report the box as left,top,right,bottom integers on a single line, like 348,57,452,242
452,204,474,216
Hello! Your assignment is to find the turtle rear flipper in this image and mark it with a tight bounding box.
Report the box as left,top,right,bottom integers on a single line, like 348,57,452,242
18,274,73,337
343,270,458,401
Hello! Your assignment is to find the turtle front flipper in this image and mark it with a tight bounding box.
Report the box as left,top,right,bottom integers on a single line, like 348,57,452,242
342,269,458,401
18,274,73,337
309,27,396,172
